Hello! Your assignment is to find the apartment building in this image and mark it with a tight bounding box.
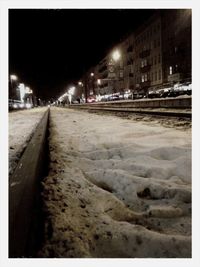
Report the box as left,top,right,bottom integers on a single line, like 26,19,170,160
134,13,163,94
122,34,135,92
161,9,192,85
78,9,191,100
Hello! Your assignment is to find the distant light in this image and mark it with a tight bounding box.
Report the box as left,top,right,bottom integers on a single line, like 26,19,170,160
78,81,83,86
112,49,121,61
97,79,101,85
25,103,32,109
19,103,24,108
10,74,18,81
13,103,18,108
25,87,33,94
90,72,94,77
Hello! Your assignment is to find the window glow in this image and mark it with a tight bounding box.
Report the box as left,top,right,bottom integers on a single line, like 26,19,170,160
169,66,173,75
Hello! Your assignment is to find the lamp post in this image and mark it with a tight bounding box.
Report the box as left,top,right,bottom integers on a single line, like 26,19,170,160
109,49,121,95
78,81,84,103
97,79,101,101
84,74,88,103
90,72,95,95
9,74,18,100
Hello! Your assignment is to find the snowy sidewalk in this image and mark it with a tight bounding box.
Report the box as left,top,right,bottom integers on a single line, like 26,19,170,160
40,107,191,258
9,107,48,175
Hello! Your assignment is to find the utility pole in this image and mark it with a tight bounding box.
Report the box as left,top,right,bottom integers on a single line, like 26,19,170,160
84,74,88,103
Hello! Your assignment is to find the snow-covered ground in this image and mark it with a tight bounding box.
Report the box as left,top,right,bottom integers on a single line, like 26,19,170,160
9,107,47,175
40,107,191,258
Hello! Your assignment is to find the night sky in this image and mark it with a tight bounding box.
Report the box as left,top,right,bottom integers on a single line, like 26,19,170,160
9,9,155,100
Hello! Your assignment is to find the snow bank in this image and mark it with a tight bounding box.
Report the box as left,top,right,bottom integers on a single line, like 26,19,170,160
39,107,191,258
9,107,47,175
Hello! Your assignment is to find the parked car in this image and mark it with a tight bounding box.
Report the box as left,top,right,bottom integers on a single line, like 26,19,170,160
132,94,144,100
87,95,96,103
147,92,160,98
107,95,119,101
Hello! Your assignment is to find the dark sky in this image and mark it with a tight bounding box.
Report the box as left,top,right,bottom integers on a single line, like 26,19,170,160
9,9,155,100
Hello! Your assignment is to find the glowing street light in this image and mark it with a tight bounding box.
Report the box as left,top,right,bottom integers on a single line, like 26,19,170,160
97,79,101,85
10,74,18,81
78,81,83,86
112,49,121,62
10,74,19,98
90,72,94,77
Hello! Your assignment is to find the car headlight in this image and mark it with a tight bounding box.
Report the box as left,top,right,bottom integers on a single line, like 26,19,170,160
25,103,32,109
13,104,18,108
19,103,24,108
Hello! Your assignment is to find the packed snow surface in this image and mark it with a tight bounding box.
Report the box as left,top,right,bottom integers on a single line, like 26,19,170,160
40,107,191,258
9,107,47,175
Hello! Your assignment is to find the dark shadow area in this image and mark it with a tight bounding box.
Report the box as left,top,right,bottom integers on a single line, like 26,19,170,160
26,114,50,257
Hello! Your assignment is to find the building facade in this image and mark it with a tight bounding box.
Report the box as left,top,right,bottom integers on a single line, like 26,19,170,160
77,9,191,100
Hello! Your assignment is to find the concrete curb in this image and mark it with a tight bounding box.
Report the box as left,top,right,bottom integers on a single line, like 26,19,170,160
72,96,192,109
74,106,192,118
9,108,49,257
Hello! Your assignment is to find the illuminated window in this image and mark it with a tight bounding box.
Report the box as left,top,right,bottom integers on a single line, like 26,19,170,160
141,75,145,82
169,66,173,75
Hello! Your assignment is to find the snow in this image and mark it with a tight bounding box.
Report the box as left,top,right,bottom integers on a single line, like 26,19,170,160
9,107,47,175
39,107,191,258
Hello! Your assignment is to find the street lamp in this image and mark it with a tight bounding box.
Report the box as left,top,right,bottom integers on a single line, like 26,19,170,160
9,74,18,100
78,81,83,86
110,49,122,96
90,73,95,95
112,49,121,62
10,74,18,81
